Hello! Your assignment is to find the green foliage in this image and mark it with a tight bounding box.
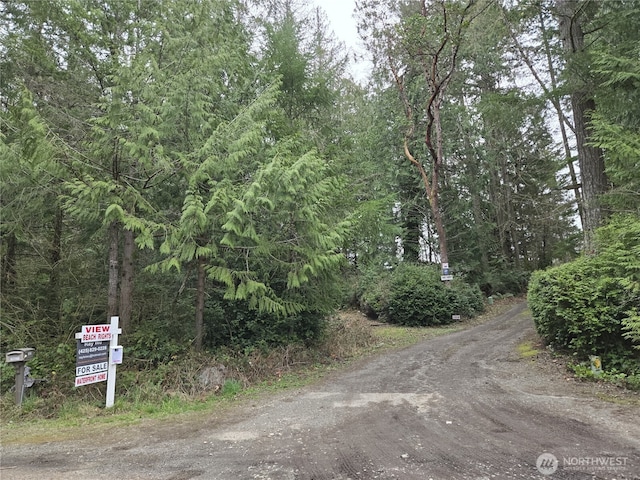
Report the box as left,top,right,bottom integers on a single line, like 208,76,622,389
476,268,532,297
570,363,640,391
211,144,350,317
449,280,485,318
595,216,640,349
589,2,640,215
357,264,484,327
220,379,243,397
126,322,187,368
528,216,640,373
385,264,482,326
4,0,639,414
528,259,630,364
204,294,327,350
356,265,394,319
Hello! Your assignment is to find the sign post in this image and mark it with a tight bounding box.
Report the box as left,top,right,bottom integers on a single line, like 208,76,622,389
106,316,122,408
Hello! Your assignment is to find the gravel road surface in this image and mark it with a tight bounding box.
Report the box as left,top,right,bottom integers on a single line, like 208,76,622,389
1,302,639,479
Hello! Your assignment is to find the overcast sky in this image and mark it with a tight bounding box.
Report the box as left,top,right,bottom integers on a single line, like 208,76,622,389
316,0,357,43
313,0,370,81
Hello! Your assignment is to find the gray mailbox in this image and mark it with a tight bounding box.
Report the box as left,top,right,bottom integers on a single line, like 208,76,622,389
6,348,35,364
5,347,36,406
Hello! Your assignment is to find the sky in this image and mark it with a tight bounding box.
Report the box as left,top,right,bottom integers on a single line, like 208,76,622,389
315,0,358,45
312,0,371,81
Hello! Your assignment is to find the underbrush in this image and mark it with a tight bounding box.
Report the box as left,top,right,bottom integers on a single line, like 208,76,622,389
0,312,378,425
569,362,640,391
0,297,517,431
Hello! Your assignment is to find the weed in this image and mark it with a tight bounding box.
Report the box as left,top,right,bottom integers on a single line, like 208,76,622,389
221,380,243,397
570,363,640,390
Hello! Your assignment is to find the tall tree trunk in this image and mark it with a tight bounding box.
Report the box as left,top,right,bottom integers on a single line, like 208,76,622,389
538,9,584,227
429,99,449,266
194,256,206,351
107,220,120,319
387,0,477,269
119,228,135,333
557,0,609,250
429,181,448,266
49,207,63,321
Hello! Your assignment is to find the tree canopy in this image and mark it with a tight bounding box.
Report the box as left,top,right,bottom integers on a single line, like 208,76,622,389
1,0,638,382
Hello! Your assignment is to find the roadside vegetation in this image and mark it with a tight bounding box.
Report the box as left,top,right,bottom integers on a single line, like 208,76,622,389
2,0,639,438
528,216,640,390
0,298,516,443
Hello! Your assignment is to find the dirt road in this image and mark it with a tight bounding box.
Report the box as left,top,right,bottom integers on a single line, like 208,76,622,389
1,302,639,479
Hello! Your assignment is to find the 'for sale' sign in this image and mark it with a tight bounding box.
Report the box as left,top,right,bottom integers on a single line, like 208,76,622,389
75,340,109,386
73,317,122,406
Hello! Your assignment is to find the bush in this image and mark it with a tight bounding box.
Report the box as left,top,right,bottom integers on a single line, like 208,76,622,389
204,294,327,350
528,216,640,375
355,265,393,318
384,264,483,326
596,216,640,349
528,258,633,368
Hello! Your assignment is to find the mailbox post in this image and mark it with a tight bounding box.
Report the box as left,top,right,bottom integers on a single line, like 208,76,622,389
5,348,35,406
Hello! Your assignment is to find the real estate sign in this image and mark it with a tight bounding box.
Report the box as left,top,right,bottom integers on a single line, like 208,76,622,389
75,340,109,387
74,317,123,408
75,324,112,387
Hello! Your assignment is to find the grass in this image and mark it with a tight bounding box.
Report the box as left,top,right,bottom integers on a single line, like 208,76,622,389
594,391,640,407
0,298,521,445
517,341,541,359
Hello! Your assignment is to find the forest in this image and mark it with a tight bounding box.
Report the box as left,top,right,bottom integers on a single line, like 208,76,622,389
1,0,639,398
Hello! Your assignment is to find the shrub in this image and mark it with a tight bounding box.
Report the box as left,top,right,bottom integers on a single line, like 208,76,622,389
384,264,484,326
450,279,485,317
528,258,633,368
528,216,640,375
355,265,393,318
596,216,640,350
204,295,327,350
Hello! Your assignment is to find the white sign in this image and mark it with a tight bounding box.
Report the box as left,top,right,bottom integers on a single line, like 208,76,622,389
75,371,108,387
77,324,112,343
442,263,449,269
452,314,461,320
441,274,454,281
111,346,123,364
76,362,108,377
